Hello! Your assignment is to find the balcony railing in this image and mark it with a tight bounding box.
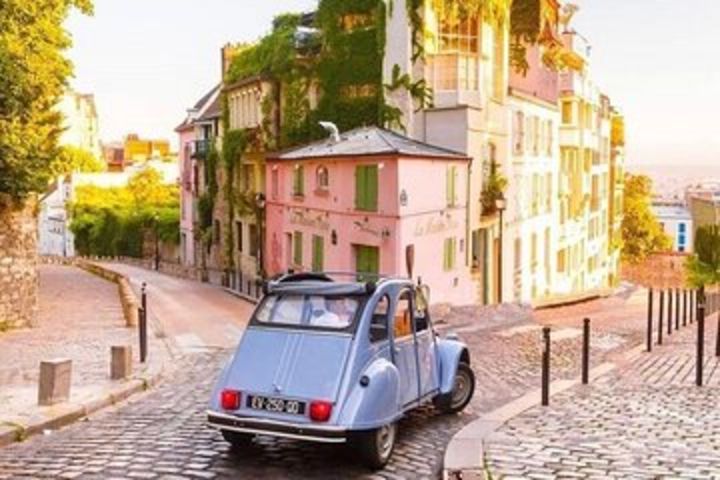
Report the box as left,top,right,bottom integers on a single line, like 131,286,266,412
193,139,211,159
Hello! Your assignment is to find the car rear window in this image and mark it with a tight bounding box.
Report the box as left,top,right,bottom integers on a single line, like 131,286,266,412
254,294,360,330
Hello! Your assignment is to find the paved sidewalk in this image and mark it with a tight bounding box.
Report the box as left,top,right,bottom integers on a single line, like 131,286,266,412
0,265,163,431
485,312,720,478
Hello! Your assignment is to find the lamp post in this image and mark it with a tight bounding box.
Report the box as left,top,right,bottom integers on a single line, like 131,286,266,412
496,193,507,304
153,213,160,271
255,192,267,282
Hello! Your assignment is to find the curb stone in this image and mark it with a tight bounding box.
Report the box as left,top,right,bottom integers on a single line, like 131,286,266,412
442,343,645,479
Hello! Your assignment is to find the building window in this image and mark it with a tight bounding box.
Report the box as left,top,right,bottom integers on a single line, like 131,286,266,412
271,169,279,199
316,165,329,191
513,111,525,155
214,220,221,245
679,223,687,233
292,165,305,197
236,221,243,252
249,224,258,258
293,231,303,266
492,22,505,100
446,165,458,207
312,235,324,272
562,101,573,124
431,14,479,91
355,165,379,212
546,120,554,155
443,238,457,271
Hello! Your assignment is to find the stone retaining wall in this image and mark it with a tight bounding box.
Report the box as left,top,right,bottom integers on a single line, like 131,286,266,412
0,198,39,330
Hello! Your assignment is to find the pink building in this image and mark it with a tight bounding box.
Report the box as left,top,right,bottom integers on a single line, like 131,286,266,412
265,127,474,305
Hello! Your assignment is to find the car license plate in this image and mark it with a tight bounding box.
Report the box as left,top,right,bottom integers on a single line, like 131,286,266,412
246,395,306,415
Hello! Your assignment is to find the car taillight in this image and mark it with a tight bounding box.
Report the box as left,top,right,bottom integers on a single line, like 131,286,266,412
221,389,241,410
309,401,333,422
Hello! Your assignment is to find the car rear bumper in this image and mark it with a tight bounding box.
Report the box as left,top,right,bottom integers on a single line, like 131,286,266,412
207,410,347,444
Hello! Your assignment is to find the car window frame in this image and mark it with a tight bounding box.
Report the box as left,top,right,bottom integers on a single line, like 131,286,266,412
249,292,368,334
368,294,391,344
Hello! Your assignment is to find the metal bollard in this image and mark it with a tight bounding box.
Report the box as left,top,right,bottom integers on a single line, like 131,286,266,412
541,327,551,406
675,288,680,331
582,318,591,384
697,287,706,387
667,289,673,336
691,290,695,324
716,303,720,358
647,288,654,353
683,290,688,327
658,290,664,345
139,282,148,363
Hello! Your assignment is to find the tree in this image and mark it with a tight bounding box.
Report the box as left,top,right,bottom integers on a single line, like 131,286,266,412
127,167,175,207
0,0,93,201
621,175,672,264
50,146,105,176
686,225,720,288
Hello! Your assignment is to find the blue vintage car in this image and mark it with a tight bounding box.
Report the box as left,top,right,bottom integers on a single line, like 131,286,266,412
207,272,475,469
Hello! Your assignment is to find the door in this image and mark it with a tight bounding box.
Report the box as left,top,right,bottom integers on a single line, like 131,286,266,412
414,302,440,397
392,290,420,407
355,245,379,281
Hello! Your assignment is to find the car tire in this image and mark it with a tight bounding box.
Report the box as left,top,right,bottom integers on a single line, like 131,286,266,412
221,430,254,449
351,422,397,470
433,362,475,414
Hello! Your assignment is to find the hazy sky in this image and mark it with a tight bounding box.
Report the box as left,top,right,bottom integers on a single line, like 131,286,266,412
65,0,720,167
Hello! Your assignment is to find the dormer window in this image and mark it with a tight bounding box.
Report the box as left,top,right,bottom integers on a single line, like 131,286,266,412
316,165,329,192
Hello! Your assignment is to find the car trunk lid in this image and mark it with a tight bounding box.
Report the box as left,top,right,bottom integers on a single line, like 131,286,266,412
225,327,352,402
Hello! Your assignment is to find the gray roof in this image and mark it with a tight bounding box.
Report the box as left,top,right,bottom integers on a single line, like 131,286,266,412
269,126,469,161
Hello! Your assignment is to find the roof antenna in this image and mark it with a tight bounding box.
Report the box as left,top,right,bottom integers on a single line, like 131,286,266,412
319,121,340,143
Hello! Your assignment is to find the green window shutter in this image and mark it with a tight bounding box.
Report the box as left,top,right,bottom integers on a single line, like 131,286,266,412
443,239,449,271
298,166,304,195
368,246,379,273
447,166,457,206
293,231,303,266
367,165,378,212
446,167,452,206
312,235,324,272
355,166,366,210
450,238,456,270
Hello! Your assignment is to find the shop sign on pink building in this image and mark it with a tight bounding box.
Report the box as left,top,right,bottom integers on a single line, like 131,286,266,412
265,127,474,305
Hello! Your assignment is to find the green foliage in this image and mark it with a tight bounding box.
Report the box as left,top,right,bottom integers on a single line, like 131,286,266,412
686,225,720,288
480,162,508,217
221,130,249,269
69,167,180,257
225,0,387,148
0,0,93,199
509,0,541,75
49,146,104,176
621,175,673,264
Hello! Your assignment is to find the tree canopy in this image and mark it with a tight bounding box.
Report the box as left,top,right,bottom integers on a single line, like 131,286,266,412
49,146,105,177
686,225,720,288
621,175,672,264
0,0,93,201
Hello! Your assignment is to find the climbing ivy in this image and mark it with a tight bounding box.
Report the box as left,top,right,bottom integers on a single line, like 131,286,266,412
221,129,248,270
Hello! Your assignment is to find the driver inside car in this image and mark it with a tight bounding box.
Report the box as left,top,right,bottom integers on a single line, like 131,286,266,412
309,297,344,328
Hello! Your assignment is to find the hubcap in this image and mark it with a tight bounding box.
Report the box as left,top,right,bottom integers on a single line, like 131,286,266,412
451,369,471,409
376,424,396,460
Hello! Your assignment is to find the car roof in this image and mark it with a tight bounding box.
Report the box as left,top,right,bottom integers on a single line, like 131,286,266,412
265,272,414,297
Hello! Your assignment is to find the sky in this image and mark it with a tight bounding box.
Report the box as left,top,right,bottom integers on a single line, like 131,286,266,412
65,0,720,167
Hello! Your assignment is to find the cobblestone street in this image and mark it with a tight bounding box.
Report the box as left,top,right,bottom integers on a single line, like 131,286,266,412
0,269,656,479
485,311,720,479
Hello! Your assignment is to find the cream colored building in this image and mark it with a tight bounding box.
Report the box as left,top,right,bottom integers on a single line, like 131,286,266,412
58,90,102,159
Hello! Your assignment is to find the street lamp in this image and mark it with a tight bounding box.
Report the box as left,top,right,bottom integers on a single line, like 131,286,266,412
255,193,267,283
495,193,507,304
153,213,160,271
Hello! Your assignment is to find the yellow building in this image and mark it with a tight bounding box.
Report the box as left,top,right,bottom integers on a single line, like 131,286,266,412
123,134,171,163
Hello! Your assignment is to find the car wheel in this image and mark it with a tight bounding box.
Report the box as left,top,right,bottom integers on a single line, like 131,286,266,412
433,362,475,414
221,430,254,449
352,422,397,470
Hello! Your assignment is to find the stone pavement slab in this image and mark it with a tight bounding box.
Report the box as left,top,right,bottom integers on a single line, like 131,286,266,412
484,310,720,478
0,265,166,440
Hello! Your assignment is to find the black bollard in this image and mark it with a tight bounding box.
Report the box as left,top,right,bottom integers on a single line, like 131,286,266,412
683,290,688,327
675,288,680,331
667,289,673,336
647,288,654,353
697,287,706,387
716,303,720,358
582,318,591,384
691,290,695,324
542,327,551,406
139,282,148,363
658,290,665,345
